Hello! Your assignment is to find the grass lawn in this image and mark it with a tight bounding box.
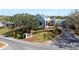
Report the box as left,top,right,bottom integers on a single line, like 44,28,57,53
0,27,58,43
30,27,59,42
0,27,11,35
33,31,58,42
24,29,58,43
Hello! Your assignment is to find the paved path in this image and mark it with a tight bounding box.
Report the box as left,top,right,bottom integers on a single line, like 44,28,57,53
0,36,56,50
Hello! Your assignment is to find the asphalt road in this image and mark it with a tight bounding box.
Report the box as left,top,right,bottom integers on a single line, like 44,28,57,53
0,36,55,50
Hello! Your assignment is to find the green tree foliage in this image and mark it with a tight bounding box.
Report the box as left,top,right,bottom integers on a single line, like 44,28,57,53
4,16,14,22
3,13,40,39
56,16,65,19
13,13,40,30
3,13,40,30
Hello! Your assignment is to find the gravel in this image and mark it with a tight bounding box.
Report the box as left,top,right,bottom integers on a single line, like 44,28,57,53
51,28,79,50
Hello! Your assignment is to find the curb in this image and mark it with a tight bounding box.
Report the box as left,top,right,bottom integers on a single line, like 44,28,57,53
0,41,8,49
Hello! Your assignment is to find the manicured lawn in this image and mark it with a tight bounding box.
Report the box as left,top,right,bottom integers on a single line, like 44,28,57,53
32,31,58,42
0,27,58,43
29,27,59,42
0,27,11,35
23,31,57,43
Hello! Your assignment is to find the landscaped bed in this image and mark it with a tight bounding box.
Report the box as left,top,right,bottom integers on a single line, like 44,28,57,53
23,31,58,43
0,41,6,48
0,27,59,43
22,27,60,43
35,32,58,42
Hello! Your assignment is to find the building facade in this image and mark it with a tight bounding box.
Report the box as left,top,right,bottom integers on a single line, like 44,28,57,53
36,14,55,28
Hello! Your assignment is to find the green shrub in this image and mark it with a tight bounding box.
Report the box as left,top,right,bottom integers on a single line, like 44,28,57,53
16,33,24,39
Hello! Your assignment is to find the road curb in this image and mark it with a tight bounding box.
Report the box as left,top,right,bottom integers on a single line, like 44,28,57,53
0,41,8,49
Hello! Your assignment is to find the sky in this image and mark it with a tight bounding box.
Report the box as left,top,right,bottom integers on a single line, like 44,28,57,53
0,9,75,16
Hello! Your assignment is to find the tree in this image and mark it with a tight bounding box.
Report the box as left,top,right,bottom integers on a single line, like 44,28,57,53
51,10,79,49
13,13,40,33
65,10,79,34
3,13,40,39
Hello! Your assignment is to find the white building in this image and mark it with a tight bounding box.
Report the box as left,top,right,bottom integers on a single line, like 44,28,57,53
36,14,55,28
44,16,54,28
55,19,65,26
0,22,4,28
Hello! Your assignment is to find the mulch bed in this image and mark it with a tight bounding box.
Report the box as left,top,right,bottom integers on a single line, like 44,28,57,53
0,41,5,48
22,35,37,42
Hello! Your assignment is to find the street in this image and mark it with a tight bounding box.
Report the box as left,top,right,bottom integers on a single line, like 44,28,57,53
0,36,55,50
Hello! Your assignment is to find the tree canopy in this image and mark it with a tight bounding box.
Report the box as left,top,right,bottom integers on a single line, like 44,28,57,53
3,13,40,30
65,10,79,34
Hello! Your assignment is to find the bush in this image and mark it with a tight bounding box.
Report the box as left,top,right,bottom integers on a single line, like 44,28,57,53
16,33,25,39
16,33,23,39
